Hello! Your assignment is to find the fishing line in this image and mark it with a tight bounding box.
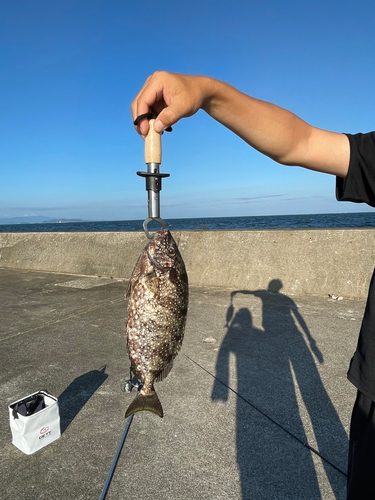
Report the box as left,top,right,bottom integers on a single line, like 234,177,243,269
184,354,347,478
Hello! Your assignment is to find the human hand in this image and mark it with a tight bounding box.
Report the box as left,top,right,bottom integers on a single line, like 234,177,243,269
131,71,211,136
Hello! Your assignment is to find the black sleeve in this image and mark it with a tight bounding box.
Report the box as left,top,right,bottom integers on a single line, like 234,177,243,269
336,132,375,208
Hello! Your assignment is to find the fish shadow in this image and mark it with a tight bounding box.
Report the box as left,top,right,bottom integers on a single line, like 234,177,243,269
211,280,348,499
58,365,108,434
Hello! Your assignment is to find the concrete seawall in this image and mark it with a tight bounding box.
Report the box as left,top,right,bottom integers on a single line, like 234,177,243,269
0,228,374,298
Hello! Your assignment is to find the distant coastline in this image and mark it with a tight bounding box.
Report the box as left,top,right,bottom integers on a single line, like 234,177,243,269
0,216,85,225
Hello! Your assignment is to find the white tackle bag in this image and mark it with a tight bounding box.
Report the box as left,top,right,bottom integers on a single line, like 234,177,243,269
8,390,61,455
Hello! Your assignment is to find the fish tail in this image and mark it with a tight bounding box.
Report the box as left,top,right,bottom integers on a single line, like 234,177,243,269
125,390,163,418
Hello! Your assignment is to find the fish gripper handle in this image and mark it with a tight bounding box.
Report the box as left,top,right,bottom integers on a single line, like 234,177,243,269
136,117,171,239
137,171,170,193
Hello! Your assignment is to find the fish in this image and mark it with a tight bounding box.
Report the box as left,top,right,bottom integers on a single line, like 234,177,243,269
125,229,189,418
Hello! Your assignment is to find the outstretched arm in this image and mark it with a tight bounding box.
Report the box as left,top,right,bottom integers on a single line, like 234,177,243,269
131,72,350,178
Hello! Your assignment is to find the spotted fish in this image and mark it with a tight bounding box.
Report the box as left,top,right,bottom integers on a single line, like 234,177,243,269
125,229,189,418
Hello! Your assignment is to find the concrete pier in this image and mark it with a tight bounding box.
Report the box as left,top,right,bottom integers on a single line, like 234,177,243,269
1,228,375,298
0,229,373,499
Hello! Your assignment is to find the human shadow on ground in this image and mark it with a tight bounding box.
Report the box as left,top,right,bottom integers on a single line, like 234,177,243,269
211,280,348,499
58,365,108,434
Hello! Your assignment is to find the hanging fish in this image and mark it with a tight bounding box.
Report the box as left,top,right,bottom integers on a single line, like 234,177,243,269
125,229,189,418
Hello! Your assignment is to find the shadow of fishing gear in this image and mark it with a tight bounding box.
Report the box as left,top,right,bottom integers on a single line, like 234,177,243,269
211,282,348,499
58,365,108,434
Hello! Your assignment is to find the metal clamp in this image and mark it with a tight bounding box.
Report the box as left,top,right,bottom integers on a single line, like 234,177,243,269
137,165,170,239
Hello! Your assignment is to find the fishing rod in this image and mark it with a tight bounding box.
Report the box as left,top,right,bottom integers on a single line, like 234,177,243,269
99,414,134,500
99,379,141,500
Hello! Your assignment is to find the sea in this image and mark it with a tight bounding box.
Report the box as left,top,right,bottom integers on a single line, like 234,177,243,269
1,212,375,233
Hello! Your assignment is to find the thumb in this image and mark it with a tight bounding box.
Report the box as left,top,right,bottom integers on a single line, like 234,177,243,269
153,118,167,134
154,106,182,133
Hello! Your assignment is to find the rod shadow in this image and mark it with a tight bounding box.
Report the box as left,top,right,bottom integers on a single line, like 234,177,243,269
58,365,108,434
211,280,348,499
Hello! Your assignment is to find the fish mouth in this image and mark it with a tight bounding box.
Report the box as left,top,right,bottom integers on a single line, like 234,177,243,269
147,250,171,271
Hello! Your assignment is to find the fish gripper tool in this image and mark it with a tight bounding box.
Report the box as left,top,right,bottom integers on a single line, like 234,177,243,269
134,113,171,240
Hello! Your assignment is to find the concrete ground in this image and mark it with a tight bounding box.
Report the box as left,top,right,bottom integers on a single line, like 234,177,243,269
0,268,364,499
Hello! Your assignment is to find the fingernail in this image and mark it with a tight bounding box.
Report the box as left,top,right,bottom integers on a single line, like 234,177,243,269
154,119,165,133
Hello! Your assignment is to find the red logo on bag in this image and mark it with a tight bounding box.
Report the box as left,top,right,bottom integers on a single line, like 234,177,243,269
40,426,49,434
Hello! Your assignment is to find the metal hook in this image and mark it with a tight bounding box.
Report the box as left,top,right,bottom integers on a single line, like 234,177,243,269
143,217,166,240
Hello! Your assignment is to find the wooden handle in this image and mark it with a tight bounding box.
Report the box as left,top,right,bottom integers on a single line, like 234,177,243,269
145,119,162,164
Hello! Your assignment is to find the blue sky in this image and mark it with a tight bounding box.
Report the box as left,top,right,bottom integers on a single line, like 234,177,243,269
1,0,375,222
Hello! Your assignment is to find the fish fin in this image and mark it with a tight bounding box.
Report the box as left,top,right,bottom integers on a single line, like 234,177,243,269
145,275,159,296
125,251,146,298
125,280,132,298
125,391,163,418
155,359,174,382
125,270,141,298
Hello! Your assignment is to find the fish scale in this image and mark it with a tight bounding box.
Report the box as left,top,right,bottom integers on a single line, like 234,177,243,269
125,229,189,418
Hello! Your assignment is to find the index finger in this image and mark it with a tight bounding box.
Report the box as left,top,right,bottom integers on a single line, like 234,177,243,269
131,76,153,136
131,78,167,136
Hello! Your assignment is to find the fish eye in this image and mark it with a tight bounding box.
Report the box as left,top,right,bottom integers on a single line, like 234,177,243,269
167,247,175,257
